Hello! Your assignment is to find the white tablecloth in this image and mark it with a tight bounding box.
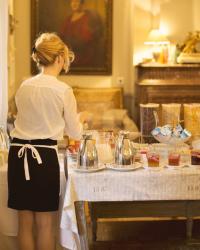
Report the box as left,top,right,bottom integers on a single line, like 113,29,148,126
0,165,18,236
60,166,200,250
2,162,200,250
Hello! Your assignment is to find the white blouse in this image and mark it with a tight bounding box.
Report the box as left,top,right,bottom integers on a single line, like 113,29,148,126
11,73,83,140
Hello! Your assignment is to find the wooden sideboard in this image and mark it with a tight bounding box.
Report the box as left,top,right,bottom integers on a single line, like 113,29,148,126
135,63,200,126
135,63,200,104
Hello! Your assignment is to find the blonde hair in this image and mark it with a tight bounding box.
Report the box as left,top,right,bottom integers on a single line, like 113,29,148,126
32,33,70,67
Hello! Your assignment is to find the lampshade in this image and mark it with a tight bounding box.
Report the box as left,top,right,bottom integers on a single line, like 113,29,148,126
144,29,170,45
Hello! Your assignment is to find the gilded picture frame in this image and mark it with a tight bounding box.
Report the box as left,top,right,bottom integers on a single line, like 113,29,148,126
31,0,113,75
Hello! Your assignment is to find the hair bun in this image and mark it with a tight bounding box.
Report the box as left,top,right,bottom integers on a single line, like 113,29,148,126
32,32,70,68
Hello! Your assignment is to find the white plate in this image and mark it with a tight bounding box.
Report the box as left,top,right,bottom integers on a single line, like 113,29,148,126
188,164,200,169
165,165,185,170
106,162,143,171
73,164,106,173
144,166,164,171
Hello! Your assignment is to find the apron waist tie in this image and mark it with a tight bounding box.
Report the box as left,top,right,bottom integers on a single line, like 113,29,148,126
10,143,58,181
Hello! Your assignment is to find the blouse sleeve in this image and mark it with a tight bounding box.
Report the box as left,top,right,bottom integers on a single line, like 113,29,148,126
63,88,83,140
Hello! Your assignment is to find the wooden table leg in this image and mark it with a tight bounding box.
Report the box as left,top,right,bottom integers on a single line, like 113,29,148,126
75,201,90,250
186,217,193,240
88,203,97,241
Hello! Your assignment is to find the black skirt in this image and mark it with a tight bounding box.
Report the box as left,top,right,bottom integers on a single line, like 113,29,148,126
7,138,60,212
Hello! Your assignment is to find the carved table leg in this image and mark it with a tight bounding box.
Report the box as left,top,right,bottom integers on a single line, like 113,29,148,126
186,217,193,240
75,201,90,250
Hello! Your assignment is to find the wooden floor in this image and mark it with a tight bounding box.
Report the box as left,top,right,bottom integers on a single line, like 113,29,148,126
93,243,200,250
90,220,200,250
2,220,200,249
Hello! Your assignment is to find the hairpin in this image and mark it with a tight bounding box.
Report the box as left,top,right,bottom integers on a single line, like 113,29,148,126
32,46,37,53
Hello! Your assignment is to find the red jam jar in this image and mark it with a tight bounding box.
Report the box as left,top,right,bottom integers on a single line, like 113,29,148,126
191,150,200,165
168,153,180,166
147,152,160,167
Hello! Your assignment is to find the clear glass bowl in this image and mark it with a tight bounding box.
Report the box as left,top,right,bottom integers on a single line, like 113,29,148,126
153,134,191,144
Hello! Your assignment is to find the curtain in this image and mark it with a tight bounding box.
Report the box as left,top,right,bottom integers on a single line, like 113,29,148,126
0,0,8,129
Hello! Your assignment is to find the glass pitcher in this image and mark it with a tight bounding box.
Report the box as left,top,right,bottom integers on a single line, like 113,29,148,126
95,131,114,164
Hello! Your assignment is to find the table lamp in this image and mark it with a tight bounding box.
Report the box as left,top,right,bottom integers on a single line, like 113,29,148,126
144,29,170,63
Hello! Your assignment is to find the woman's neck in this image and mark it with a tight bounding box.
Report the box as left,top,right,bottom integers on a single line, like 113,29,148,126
41,67,59,77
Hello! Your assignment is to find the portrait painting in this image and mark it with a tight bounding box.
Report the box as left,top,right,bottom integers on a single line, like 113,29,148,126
31,0,113,75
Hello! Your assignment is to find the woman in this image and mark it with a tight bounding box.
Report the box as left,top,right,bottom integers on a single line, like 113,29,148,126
8,33,86,250
60,0,104,67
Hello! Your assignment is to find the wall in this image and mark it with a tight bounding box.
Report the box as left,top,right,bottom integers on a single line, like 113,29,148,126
160,0,194,43
193,0,200,31
14,0,30,94
133,1,152,65
8,0,15,100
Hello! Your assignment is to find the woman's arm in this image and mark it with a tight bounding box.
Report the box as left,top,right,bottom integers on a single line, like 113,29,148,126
63,88,83,140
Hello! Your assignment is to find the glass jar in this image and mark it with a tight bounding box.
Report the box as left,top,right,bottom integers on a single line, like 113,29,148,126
168,150,180,166
161,103,181,126
184,104,200,139
191,149,200,166
147,146,160,167
140,103,160,143
95,131,114,164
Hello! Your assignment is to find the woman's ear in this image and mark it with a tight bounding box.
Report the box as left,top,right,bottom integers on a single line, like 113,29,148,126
55,55,63,68
54,56,59,65
57,55,61,63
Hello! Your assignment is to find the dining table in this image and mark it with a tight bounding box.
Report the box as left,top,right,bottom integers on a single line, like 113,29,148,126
2,157,200,250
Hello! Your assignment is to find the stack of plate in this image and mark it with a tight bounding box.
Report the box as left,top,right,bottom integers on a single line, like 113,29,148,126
74,163,106,173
